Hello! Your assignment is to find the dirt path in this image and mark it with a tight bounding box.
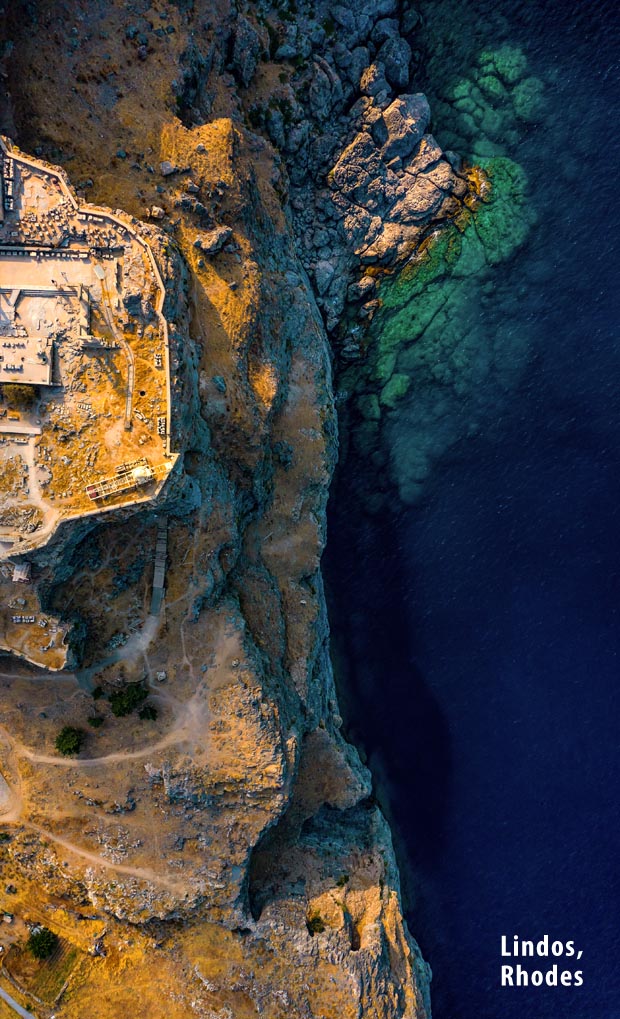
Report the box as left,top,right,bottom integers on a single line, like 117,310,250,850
0,676,209,770
26,823,188,896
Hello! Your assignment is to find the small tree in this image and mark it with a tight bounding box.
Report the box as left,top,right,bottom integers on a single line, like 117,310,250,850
55,726,83,756
306,913,325,935
1,383,39,410
108,682,148,717
27,926,58,960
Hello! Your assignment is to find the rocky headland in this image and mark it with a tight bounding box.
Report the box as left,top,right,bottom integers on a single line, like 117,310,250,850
0,0,541,1016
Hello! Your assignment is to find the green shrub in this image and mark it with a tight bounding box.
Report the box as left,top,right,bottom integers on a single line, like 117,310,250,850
306,913,325,935
88,716,104,728
55,726,83,756
138,704,158,721
1,383,39,410
108,682,148,717
27,927,58,960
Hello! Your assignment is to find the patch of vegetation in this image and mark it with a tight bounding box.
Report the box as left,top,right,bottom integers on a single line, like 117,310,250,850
336,873,350,887
247,104,264,129
306,912,325,935
108,681,148,717
87,715,104,728
27,927,58,960
10,935,80,1005
55,726,84,756
1,383,39,410
322,16,335,37
138,703,158,721
0,831,11,843
92,685,104,700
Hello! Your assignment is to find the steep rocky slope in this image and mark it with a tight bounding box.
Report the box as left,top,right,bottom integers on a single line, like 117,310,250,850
0,0,505,1014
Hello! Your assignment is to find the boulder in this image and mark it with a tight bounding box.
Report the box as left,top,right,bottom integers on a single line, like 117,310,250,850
347,275,377,301
331,4,370,44
404,134,443,174
330,131,400,212
359,221,411,264
360,62,390,98
388,175,445,224
314,259,336,296
377,36,412,90
159,160,178,176
380,94,431,161
373,18,400,45
196,226,233,254
346,46,371,88
366,106,389,147
341,208,383,251
309,66,333,120
231,15,261,88
423,160,458,193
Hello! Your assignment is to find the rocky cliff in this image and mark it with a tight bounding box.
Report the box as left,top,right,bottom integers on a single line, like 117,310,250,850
0,1,481,1015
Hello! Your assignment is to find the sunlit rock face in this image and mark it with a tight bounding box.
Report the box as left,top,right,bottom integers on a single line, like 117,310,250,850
0,1,439,1014
340,156,536,508
332,13,552,514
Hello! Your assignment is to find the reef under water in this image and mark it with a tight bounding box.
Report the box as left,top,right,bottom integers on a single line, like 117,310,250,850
326,1,620,1017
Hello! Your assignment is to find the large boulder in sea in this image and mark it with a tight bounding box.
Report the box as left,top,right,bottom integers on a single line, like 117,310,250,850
377,35,412,89
330,131,400,212
380,93,431,162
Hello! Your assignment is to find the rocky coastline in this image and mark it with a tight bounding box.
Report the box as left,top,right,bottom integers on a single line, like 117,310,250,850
0,1,541,1015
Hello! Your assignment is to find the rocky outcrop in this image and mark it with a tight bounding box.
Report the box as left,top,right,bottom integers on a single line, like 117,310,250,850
0,7,433,1009
0,0,536,1014
329,99,465,259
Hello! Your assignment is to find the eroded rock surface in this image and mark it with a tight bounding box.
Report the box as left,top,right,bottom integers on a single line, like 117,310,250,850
0,1,444,1016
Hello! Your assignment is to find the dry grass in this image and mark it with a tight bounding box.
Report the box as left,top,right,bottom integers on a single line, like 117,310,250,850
6,936,80,1005
0,995,18,1019
0,456,25,498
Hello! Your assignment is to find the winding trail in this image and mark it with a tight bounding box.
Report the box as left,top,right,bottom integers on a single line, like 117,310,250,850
26,823,188,896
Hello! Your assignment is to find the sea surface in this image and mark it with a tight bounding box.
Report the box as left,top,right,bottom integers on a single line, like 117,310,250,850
325,2,620,1017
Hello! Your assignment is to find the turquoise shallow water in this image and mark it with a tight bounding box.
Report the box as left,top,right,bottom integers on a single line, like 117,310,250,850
325,2,620,1016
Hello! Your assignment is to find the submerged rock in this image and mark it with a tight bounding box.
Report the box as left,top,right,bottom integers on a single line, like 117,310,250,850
339,154,537,509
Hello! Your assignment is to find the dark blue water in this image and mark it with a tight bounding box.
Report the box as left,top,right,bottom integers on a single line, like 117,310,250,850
325,3,620,1017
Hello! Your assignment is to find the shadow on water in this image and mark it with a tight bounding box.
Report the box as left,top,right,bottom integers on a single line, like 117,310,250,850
324,501,453,875
325,2,620,1018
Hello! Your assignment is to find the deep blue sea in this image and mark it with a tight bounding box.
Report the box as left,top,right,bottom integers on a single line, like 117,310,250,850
325,2,620,1017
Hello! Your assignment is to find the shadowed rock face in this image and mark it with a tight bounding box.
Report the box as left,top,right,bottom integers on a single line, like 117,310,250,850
0,1,448,1016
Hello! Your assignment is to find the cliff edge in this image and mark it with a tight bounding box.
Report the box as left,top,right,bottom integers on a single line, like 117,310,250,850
0,1,461,1015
